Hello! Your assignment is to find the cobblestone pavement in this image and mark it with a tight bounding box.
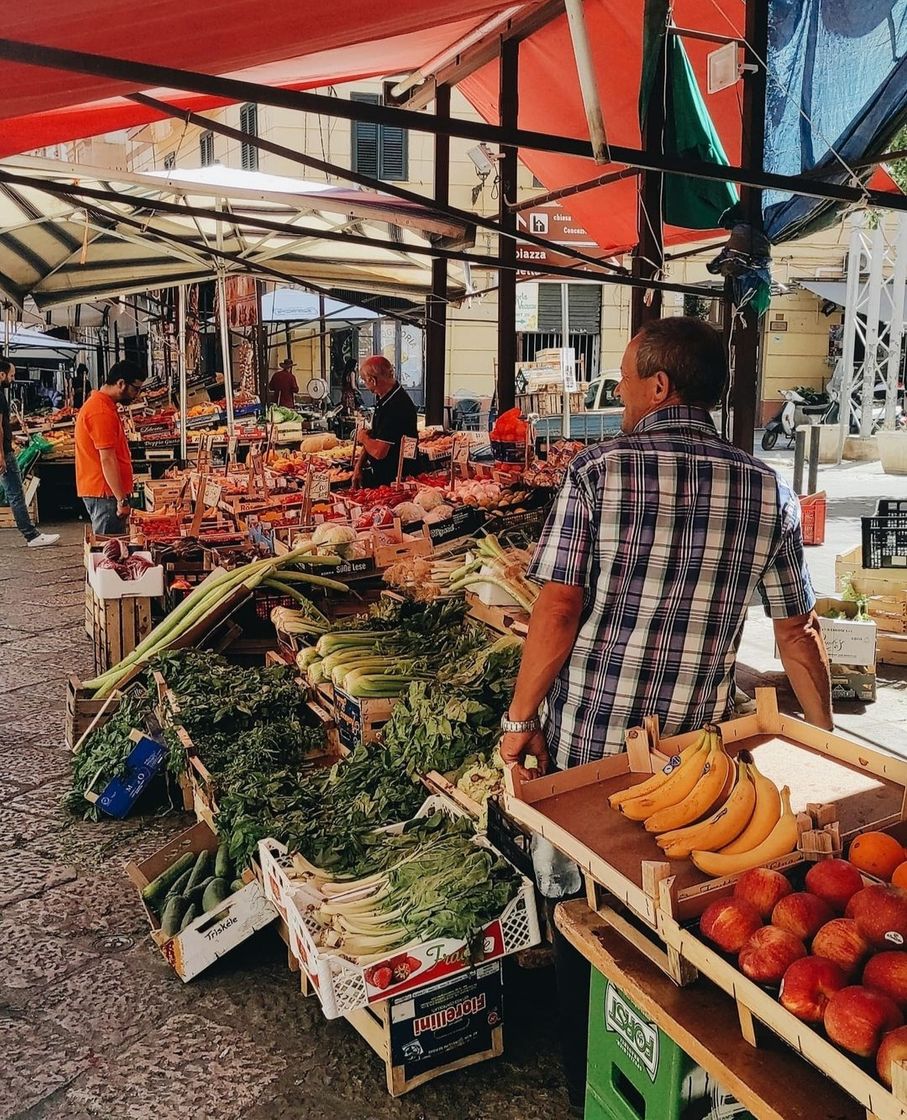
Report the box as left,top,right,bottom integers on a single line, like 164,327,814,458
0,523,569,1120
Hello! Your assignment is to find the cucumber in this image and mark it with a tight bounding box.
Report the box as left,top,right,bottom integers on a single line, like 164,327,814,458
165,868,193,899
201,877,231,912
183,876,215,906
179,903,198,931
141,852,195,909
214,842,231,880
184,850,210,892
229,877,245,894
161,895,188,937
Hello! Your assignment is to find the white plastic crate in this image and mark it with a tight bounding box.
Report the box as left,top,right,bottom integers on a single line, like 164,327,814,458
88,550,165,599
257,802,540,1020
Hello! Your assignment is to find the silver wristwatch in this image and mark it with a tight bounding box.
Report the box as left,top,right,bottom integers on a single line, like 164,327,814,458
500,713,540,734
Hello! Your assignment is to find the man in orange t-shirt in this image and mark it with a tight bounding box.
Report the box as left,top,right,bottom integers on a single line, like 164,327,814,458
75,359,146,534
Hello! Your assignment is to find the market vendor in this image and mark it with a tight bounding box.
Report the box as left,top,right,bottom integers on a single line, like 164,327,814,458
498,316,832,1106
269,358,299,408
352,355,418,488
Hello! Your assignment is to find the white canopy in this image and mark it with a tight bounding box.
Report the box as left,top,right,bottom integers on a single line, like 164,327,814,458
260,286,381,324
0,323,82,350
0,157,473,310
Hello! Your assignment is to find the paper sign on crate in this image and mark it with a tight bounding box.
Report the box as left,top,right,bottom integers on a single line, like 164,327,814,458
814,596,876,666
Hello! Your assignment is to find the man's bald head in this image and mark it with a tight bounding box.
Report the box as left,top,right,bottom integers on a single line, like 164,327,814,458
359,355,395,393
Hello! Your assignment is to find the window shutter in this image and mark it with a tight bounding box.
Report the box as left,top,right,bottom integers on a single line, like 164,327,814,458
352,93,380,179
379,123,408,181
537,283,601,334
240,104,259,170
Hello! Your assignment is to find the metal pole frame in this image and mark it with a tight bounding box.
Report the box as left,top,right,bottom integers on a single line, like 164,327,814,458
860,223,886,439
177,282,188,462
837,215,865,460
425,83,451,427
497,38,519,416
215,267,235,433
885,215,907,431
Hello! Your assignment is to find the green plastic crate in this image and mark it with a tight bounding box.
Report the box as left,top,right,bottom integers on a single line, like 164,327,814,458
585,971,755,1120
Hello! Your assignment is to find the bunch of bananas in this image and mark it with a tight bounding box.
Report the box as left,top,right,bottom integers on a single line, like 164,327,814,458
609,727,798,875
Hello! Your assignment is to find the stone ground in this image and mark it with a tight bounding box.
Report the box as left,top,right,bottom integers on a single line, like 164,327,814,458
1,445,906,1120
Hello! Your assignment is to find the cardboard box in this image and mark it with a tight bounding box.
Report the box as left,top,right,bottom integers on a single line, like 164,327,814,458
814,596,877,667
830,666,876,703
126,820,278,982
88,551,165,599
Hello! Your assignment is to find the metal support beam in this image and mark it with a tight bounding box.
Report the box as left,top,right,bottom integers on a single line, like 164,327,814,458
564,0,609,163
497,39,519,415
215,267,235,434
885,216,907,430
730,1,768,452
2,38,903,214
510,166,639,213
425,85,450,427
177,283,188,462
631,11,666,335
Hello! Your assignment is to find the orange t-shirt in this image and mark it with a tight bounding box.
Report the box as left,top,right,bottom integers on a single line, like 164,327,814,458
75,390,133,498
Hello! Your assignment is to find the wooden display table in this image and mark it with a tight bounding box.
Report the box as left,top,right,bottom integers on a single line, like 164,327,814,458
555,901,861,1120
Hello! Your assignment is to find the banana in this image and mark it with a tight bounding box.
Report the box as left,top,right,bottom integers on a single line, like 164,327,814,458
608,729,708,809
718,757,781,855
657,763,756,859
618,735,711,821
690,786,798,878
642,734,731,833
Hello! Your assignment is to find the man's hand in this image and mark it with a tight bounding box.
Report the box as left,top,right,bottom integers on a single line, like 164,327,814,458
116,499,131,520
499,729,550,784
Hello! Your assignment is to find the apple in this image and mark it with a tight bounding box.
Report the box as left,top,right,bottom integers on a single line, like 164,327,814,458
847,884,890,920
771,892,834,944
804,860,865,914
824,986,903,1059
700,898,763,953
863,953,907,1010
811,919,872,979
738,926,806,985
779,955,848,1023
876,1025,907,1088
851,884,907,949
733,868,793,920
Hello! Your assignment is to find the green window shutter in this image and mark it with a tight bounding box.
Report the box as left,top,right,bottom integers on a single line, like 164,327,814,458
352,92,408,182
379,122,408,181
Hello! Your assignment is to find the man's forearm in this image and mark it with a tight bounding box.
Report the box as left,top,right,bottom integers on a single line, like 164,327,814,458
774,612,833,729
358,432,391,459
509,583,584,720
99,454,127,502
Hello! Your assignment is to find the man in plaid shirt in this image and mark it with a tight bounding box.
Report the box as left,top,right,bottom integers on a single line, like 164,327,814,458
500,317,831,779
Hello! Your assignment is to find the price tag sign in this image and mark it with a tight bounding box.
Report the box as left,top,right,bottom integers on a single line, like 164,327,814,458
310,471,331,502
204,478,223,508
454,436,470,465
401,435,419,460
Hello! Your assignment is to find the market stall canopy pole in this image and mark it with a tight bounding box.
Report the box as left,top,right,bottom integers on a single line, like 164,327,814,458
425,85,451,428
177,283,188,462
0,39,903,215
497,38,519,415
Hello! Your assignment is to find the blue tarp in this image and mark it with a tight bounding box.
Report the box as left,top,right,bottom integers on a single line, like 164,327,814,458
764,0,907,242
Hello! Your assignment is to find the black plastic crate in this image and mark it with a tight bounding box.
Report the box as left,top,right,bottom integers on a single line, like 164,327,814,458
861,498,907,569
486,796,535,881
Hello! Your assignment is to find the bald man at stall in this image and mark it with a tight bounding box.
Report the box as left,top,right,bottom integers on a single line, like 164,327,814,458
351,356,418,488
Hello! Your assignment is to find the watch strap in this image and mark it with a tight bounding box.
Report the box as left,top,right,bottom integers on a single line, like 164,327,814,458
501,713,540,734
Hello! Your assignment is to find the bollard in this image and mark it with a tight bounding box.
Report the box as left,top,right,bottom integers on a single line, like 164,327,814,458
807,425,820,495
793,427,806,496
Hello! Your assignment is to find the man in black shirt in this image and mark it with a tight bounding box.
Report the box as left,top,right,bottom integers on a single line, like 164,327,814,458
352,356,418,488
0,357,58,547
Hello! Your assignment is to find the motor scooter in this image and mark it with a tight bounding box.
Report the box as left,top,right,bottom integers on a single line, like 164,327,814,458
761,388,828,450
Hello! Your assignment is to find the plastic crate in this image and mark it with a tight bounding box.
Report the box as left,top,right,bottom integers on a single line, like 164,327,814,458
861,498,907,569
490,439,530,464
486,797,535,881
799,491,826,546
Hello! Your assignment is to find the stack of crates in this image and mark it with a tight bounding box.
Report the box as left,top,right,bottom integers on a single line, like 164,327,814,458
585,971,755,1120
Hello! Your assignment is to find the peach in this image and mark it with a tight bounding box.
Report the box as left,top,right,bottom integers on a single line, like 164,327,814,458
700,898,763,954
863,953,907,1010
804,860,865,914
738,926,806,985
876,1025,907,1088
733,867,793,920
811,919,872,979
824,986,903,1058
771,892,834,944
779,955,848,1023
851,884,907,950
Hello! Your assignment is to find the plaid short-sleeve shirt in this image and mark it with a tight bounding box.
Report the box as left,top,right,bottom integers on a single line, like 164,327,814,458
528,404,815,766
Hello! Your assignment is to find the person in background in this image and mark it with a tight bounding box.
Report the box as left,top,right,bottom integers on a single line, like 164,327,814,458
75,359,146,535
0,357,59,548
269,358,298,408
339,357,362,417
74,362,90,409
351,355,417,488
499,317,832,1108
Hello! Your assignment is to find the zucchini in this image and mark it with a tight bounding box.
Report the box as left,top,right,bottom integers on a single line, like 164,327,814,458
185,850,210,891
165,868,193,899
183,876,215,906
201,877,231,912
214,842,231,880
179,903,198,931
161,895,188,937
141,852,194,909
229,877,245,894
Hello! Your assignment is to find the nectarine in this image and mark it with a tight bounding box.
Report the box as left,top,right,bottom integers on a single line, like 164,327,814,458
851,884,907,950
824,986,903,1058
738,926,806,985
771,892,834,944
700,897,763,954
733,867,793,920
811,919,872,979
804,859,864,914
779,956,847,1023
876,1025,907,1087
863,953,907,1010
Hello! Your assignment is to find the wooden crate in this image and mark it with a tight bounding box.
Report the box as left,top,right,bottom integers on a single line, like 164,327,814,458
90,587,154,674
65,674,122,751
868,592,907,634
503,689,907,932
0,475,38,529
837,546,907,598
465,591,530,638
878,632,907,666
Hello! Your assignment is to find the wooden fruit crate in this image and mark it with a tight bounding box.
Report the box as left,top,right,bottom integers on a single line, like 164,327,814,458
89,585,154,674
868,592,907,634
65,674,122,751
837,546,907,598
878,633,907,666
0,476,38,529
503,689,907,934
465,591,530,638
